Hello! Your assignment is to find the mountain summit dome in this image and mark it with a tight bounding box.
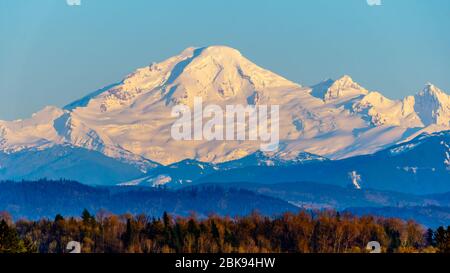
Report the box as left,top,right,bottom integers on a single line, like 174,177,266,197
195,45,243,57
157,45,298,106
70,46,298,111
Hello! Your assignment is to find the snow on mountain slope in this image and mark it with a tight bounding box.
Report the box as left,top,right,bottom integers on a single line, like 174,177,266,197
1,46,450,171
0,145,145,185
220,150,328,169
119,159,220,187
198,131,450,194
323,75,369,102
351,84,450,128
119,150,328,187
0,106,64,152
413,83,450,126
0,107,158,172
63,46,304,164
352,92,420,127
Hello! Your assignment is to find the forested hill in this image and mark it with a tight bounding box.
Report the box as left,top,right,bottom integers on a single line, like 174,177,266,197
0,180,298,220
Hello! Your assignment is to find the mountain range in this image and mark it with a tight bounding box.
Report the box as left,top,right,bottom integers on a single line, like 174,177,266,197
1,46,450,226
1,46,449,174
194,130,450,194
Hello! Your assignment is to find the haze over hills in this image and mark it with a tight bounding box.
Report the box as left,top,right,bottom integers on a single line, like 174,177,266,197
1,179,449,227
0,180,299,220
0,45,450,186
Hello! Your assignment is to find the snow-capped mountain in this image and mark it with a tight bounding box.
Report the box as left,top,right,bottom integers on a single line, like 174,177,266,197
219,151,328,169
413,83,450,127
0,144,147,185
351,83,450,128
1,45,450,176
119,159,219,187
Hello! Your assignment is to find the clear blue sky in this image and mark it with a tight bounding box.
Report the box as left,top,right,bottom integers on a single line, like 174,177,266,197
1,0,449,120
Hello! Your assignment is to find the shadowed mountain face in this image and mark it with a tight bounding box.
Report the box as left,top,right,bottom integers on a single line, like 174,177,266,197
0,145,150,186
196,131,450,195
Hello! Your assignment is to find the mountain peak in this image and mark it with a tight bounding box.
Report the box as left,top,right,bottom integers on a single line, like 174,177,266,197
416,83,449,102
323,75,368,101
414,83,450,126
331,75,364,89
335,75,355,84
64,45,298,112
158,45,296,105
177,46,243,62
420,83,445,96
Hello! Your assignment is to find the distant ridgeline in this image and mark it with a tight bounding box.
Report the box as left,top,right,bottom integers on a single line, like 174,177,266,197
0,180,450,228
0,179,298,220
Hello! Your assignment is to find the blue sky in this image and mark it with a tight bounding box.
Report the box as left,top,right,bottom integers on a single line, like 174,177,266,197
1,0,449,120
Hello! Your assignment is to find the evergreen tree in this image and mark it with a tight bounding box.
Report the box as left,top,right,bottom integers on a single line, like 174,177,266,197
162,212,173,246
425,228,435,247
163,212,171,228
122,218,133,249
0,220,26,253
172,223,183,252
54,214,64,222
187,218,200,238
211,220,222,251
385,228,401,253
434,226,448,253
81,209,95,226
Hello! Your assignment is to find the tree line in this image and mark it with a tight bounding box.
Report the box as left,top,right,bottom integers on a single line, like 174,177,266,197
0,209,449,253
